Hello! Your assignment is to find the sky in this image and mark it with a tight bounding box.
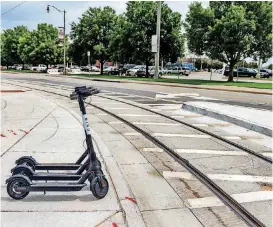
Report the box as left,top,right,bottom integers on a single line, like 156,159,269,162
1,1,207,33
1,1,272,66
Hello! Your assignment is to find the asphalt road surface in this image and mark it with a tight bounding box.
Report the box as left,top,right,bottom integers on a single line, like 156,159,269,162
2,73,272,110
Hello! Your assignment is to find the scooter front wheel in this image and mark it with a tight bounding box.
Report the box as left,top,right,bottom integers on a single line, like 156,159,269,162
90,176,109,199
7,178,29,200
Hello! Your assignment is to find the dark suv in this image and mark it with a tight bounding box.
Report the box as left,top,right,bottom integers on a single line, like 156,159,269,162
224,67,257,77
121,64,136,75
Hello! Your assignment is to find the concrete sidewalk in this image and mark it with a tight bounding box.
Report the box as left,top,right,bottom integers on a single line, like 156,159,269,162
182,101,272,137
0,84,143,227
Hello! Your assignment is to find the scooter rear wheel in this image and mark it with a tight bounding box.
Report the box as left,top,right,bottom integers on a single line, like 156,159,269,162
12,168,33,177
90,176,109,199
17,159,35,170
7,178,29,200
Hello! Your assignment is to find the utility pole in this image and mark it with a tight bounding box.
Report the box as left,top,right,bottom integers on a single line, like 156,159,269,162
87,51,90,77
154,1,161,79
63,10,66,75
47,5,66,75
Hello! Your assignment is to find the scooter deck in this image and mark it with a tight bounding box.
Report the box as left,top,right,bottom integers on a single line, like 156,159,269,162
35,164,81,170
30,173,82,181
27,183,87,191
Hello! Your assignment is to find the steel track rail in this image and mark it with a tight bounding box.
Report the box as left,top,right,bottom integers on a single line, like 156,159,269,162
3,81,266,226
89,102,265,227
98,94,272,164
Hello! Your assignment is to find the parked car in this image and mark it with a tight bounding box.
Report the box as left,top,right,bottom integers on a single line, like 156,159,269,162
149,66,165,77
16,65,23,70
260,69,272,78
10,64,21,69
121,64,136,74
31,64,47,72
135,66,151,78
91,66,100,72
181,67,190,76
126,65,145,76
224,67,257,77
103,66,119,75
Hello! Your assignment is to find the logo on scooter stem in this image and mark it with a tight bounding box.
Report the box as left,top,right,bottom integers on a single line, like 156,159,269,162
82,114,91,135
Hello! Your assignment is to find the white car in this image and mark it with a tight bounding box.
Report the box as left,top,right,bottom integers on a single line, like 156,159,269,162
91,66,100,72
149,66,165,77
31,64,47,71
126,65,144,76
16,65,23,70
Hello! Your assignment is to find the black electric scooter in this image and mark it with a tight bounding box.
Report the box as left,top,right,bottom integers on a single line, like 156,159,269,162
10,87,102,181
6,86,109,200
13,87,98,172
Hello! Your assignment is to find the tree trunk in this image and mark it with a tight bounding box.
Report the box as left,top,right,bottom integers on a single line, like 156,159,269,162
100,59,103,75
200,57,203,71
146,61,149,78
228,63,235,82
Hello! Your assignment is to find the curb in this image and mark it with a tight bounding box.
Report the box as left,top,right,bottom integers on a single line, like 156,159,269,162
3,72,272,95
182,103,272,137
49,74,273,95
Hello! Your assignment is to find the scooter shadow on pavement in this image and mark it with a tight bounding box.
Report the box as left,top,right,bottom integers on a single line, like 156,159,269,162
1,186,99,202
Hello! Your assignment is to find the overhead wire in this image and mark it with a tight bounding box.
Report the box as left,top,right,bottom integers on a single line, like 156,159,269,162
1,1,27,16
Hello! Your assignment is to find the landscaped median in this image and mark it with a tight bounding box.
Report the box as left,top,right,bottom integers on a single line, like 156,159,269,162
65,74,272,92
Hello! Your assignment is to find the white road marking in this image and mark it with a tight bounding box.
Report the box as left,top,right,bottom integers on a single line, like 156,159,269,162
163,171,272,183
133,122,180,126
175,149,247,156
151,109,162,111
186,191,273,208
222,136,242,140
142,148,164,152
123,132,141,136
192,124,209,127
118,114,157,117
105,107,134,110
263,153,273,157
96,113,108,116
208,123,231,126
152,133,211,138
91,102,124,105
175,149,272,158
171,115,185,118
108,121,123,124
139,104,182,106
156,93,199,99
113,95,136,98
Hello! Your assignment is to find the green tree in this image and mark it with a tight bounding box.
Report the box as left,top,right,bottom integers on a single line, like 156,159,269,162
18,23,64,68
1,26,29,68
207,5,255,81
70,6,117,74
268,64,272,70
243,2,272,74
109,1,184,75
184,2,214,70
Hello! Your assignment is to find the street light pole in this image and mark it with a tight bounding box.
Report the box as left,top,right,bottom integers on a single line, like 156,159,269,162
47,5,66,75
63,10,66,75
154,1,161,79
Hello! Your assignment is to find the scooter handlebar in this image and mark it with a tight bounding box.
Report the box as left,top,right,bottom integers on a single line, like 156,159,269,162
70,88,100,100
